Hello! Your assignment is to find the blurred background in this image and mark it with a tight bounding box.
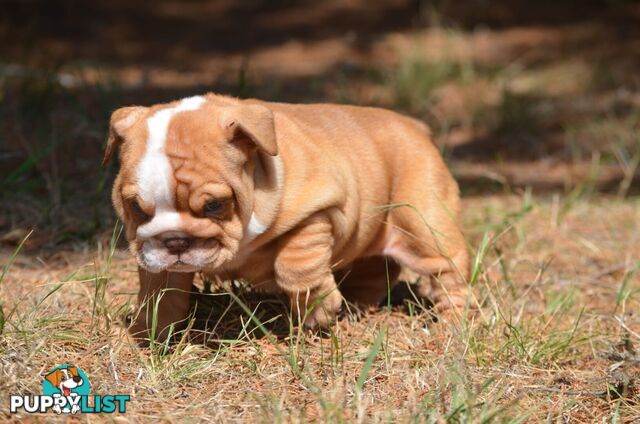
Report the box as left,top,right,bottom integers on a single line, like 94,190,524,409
1,0,639,252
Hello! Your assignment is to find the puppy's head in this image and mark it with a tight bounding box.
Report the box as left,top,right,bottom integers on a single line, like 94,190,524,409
45,367,83,390
104,95,278,273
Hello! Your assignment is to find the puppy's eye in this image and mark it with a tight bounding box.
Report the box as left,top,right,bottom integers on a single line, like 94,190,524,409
203,199,227,217
130,200,150,222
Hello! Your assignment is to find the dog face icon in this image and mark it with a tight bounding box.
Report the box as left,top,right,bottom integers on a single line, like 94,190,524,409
39,365,95,415
45,366,84,397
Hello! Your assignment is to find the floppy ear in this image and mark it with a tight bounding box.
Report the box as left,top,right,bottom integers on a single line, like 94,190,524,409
45,369,62,388
102,106,146,166
67,367,79,377
221,104,277,156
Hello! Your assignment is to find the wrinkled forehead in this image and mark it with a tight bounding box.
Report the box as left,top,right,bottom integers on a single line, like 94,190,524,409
121,97,229,170
132,97,207,205
164,106,229,160
122,96,204,158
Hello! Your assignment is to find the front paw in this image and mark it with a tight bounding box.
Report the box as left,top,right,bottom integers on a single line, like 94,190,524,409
299,287,343,329
128,317,152,347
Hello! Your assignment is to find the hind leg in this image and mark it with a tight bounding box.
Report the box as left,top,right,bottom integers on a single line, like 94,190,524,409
384,182,472,317
391,245,470,314
336,256,401,307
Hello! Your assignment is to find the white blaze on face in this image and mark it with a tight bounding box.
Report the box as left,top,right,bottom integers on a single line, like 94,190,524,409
136,96,205,240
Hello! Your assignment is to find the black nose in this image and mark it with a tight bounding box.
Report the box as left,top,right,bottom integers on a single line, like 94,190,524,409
164,237,192,255
73,376,82,383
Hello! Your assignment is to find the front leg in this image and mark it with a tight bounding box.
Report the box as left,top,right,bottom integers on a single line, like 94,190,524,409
274,215,343,328
130,267,194,344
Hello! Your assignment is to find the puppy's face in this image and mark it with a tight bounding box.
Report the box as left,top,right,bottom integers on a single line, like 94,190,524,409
60,368,83,389
45,367,83,391
105,96,277,273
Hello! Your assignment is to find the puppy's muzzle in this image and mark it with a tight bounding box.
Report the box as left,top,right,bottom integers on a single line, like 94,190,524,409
163,236,193,255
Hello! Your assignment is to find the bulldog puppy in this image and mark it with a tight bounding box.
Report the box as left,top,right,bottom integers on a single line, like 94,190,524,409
104,94,470,341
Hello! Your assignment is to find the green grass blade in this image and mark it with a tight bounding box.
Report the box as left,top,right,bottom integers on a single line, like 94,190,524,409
0,230,33,285
356,326,386,393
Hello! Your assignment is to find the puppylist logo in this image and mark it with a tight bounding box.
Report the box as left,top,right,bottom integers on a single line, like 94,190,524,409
9,364,130,415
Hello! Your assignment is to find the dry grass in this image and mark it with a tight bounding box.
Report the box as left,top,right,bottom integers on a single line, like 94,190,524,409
1,194,639,422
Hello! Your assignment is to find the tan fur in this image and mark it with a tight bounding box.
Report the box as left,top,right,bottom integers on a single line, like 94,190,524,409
107,93,471,341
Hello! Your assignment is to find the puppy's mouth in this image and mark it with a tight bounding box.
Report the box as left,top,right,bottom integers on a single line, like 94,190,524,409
137,237,231,273
63,386,71,396
166,260,200,273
